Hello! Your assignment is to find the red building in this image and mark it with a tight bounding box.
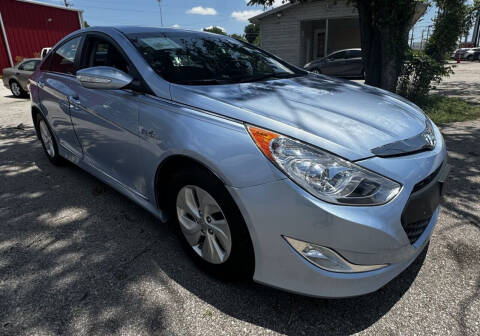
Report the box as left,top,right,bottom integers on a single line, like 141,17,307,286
0,0,83,70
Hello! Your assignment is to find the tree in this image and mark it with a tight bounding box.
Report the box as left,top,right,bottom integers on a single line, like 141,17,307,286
230,33,247,41
203,26,227,35
244,23,260,44
247,0,426,92
398,0,473,101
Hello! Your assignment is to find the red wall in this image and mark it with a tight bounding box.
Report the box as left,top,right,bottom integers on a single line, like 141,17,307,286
0,0,82,70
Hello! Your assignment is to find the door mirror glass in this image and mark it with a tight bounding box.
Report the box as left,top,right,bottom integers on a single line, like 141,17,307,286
76,66,133,90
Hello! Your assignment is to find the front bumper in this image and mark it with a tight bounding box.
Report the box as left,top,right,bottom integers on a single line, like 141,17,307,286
228,132,447,298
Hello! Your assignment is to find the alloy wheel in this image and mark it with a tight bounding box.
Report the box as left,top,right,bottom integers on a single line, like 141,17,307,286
39,120,55,157
11,82,21,97
176,185,232,264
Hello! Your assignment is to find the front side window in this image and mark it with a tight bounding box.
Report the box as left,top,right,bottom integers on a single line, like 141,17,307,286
19,60,40,71
81,37,130,74
50,36,82,74
128,32,304,85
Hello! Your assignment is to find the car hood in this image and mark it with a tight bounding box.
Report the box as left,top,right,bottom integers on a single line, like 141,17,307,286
170,74,427,161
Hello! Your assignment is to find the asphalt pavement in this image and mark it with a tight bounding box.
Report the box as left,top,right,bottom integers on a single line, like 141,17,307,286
0,79,479,335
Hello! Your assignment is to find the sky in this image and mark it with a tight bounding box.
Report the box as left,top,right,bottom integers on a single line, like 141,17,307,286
34,0,450,41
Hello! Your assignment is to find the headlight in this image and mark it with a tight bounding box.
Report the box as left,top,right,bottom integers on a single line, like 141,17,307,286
247,125,402,205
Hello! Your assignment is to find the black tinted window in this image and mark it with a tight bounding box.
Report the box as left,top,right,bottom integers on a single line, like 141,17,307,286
346,50,362,58
329,51,346,60
50,37,81,74
128,32,303,84
82,38,130,74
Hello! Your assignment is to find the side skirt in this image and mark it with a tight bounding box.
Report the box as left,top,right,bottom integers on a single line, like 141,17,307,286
58,145,168,223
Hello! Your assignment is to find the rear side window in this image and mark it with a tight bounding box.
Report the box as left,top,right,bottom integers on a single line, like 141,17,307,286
50,37,82,74
19,60,40,71
330,51,346,60
346,50,362,59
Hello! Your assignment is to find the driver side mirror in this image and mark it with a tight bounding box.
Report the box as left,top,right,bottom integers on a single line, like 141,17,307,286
76,66,133,90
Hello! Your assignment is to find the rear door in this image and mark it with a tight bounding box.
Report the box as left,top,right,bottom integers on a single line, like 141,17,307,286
343,50,363,77
37,36,84,158
320,51,347,76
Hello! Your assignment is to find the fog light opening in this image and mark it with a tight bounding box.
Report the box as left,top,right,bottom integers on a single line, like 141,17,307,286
284,236,388,273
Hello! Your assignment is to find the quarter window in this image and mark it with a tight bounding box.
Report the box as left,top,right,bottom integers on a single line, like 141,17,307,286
50,37,82,74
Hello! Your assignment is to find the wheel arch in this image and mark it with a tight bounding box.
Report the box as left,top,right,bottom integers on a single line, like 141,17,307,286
154,154,227,213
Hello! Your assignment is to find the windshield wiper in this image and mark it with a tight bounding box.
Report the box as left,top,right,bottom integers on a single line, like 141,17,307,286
235,72,302,83
175,79,233,85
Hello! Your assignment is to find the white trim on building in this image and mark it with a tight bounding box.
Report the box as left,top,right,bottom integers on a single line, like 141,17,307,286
0,11,14,67
16,0,83,13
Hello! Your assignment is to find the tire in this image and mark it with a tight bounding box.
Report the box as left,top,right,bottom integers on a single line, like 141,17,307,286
467,55,474,61
167,166,255,280
10,80,27,98
35,113,64,166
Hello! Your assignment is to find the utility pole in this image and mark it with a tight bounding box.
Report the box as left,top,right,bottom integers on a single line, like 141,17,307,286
472,11,480,47
157,0,164,27
426,25,431,41
410,27,414,47
420,29,425,50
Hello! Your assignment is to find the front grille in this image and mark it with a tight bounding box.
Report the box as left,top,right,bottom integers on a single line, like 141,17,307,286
401,162,445,245
412,164,442,193
403,218,431,244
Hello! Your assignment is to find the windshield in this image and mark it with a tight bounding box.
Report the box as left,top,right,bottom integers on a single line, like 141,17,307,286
127,32,305,85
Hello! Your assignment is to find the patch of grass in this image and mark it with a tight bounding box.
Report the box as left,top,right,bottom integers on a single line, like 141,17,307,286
417,95,480,124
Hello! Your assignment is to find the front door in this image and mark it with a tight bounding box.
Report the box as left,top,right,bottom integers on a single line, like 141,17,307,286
68,34,145,195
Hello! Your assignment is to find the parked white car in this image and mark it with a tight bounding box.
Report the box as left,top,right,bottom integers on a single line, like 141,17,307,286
40,47,51,59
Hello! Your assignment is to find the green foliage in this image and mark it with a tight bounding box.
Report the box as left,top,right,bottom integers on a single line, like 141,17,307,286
244,23,260,44
230,33,246,41
418,95,480,124
398,52,452,101
84,21,90,28
203,26,227,35
398,0,469,102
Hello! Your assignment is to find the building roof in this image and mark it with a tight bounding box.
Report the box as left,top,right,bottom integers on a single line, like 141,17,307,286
15,0,83,12
249,1,300,22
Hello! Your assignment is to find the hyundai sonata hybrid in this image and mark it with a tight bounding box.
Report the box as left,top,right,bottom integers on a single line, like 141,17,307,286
29,27,448,298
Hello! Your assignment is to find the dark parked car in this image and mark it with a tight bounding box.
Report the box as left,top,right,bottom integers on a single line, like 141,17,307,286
304,49,364,78
2,58,41,97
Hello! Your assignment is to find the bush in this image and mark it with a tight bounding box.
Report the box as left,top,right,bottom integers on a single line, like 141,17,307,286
397,52,453,102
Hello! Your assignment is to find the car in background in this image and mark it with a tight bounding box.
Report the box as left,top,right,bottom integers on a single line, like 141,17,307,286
463,48,480,61
2,58,41,98
41,47,52,59
304,48,364,78
451,48,480,61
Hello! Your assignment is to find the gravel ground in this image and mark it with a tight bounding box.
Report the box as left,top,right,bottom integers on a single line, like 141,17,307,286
0,81,479,336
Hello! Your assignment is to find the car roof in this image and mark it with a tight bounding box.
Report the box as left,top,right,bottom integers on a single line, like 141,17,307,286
331,48,362,53
113,26,216,36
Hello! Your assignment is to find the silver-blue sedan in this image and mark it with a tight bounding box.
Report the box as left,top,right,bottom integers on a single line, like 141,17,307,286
29,27,448,298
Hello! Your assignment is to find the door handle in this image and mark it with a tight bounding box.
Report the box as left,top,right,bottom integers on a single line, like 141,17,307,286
68,95,81,107
16,72,20,75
